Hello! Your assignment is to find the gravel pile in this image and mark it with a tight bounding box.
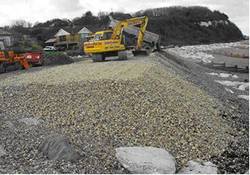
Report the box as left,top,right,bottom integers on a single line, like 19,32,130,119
43,52,74,66
0,59,153,86
0,56,234,173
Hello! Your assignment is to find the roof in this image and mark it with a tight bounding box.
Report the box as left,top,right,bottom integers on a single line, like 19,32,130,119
54,27,92,37
78,27,91,34
45,38,57,43
65,26,82,34
54,29,70,37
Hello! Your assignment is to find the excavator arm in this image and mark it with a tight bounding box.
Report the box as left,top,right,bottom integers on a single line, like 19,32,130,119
111,16,148,50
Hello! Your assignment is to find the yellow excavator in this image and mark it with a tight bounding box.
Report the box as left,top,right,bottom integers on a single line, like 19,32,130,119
84,16,149,62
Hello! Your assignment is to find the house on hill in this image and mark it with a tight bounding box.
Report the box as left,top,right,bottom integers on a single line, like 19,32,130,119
78,27,91,41
54,29,74,50
0,29,13,50
45,27,91,50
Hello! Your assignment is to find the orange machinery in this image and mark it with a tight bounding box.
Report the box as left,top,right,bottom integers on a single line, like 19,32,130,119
0,51,30,73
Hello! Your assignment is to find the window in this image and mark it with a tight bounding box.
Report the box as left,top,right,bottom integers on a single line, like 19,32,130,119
94,34,102,41
102,32,112,40
59,35,66,42
93,32,112,41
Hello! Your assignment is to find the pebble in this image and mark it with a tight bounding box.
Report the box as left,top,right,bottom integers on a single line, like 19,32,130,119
0,145,6,157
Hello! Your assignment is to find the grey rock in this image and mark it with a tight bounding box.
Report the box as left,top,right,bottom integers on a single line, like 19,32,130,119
115,147,176,174
19,117,42,126
0,168,7,173
178,160,217,174
0,145,6,157
245,170,249,174
38,134,80,162
5,121,15,129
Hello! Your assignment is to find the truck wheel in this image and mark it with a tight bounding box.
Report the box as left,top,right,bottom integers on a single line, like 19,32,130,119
92,54,105,62
118,51,128,60
40,59,45,66
5,63,16,72
0,63,6,73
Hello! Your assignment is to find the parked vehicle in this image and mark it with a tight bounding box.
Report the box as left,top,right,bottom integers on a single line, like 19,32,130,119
24,51,43,66
57,46,66,51
43,46,57,51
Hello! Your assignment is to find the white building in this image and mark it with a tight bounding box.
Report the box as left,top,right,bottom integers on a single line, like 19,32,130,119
78,27,91,41
0,29,12,50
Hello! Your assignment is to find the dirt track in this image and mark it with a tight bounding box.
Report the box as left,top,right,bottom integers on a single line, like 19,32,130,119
0,53,248,173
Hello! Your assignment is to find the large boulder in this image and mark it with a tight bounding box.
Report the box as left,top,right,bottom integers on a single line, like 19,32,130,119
38,134,80,162
178,160,218,174
115,147,176,174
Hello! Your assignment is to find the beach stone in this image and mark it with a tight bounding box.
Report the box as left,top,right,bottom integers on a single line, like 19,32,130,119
38,134,80,162
5,121,15,129
115,147,176,174
19,117,42,126
0,145,6,157
178,160,217,174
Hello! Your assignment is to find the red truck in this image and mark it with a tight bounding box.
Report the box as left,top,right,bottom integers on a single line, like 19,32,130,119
24,51,44,66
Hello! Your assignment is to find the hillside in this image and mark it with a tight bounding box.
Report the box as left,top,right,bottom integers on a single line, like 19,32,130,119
135,6,244,45
7,6,244,47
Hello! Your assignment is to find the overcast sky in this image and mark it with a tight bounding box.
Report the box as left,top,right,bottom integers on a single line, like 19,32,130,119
0,0,249,35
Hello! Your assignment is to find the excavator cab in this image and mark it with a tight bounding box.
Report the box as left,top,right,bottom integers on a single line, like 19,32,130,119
93,31,113,41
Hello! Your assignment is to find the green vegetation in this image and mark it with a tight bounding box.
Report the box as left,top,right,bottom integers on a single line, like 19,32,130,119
43,51,65,56
43,51,74,65
137,6,243,45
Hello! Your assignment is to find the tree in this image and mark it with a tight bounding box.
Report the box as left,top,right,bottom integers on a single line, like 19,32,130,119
12,20,32,28
85,11,93,17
